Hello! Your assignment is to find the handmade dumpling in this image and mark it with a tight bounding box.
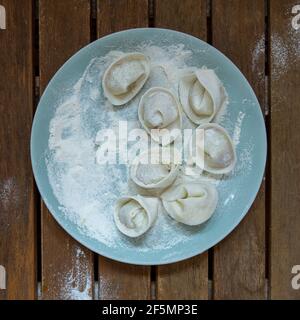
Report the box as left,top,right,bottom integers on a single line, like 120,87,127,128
138,87,182,146
161,182,218,225
178,69,227,124
192,123,236,174
102,53,150,105
114,195,158,237
130,148,180,191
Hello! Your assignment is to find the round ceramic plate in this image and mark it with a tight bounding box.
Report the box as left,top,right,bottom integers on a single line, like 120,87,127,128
31,28,266,265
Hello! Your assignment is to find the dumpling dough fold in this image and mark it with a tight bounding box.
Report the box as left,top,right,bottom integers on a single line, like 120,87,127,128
179,69,227,124
194,123,236,174
130,148,180,192
114,195,158,237
139,87,182,146
102,52,150,105
161,182,218,225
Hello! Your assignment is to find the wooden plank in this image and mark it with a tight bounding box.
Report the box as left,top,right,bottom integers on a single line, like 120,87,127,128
97,0,151,300
39,0,94,300
155,0,209,300
99,258,150,300
270,0,300,299
155,0,207,39
157,255,208,300
97,0,148,38
212,0,265,299
0,0,36,300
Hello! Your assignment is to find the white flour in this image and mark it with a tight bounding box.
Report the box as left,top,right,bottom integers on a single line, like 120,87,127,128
0,177,19,211
271,33,289,80
252,34,265,84
46,44,251,252
233,111,245,146
55,246,92,300
271,25,300,80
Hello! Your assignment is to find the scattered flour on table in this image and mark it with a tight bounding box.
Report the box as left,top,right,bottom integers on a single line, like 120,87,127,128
37,246,92,299
271,26,300,80
46,43,252,253
252,34,265,83
271,33,289,80
0,178,14,207
0,177,19,212
57,246,92,300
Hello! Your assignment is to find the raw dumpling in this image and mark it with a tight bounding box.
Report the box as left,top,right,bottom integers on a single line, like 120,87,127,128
161,182,218,225
193,123,236,174
114,195,158,237
138,87,182,146
178,69,227,124
130,148,180,191
102,53,150,105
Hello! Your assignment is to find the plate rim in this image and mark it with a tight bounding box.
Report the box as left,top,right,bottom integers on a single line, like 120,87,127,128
31,27,267,265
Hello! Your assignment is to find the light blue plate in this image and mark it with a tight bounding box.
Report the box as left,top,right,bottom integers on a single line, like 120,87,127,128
31,28,266,265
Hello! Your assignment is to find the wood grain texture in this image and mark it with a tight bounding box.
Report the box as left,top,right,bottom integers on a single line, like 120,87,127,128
99,258,151,300
270,0,300,299
97,0,151,300
157,255,208,300
155,0,209,300
155,0,207,39
39,0,94,300
0,0,36,300
97,0,148,38
212,0,266,299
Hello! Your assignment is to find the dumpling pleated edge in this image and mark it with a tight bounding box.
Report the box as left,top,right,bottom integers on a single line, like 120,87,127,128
178,69,228,124
102,52,151,106
114,195,159,237
130,147,180,192
161,182,218,226
138,87,182,146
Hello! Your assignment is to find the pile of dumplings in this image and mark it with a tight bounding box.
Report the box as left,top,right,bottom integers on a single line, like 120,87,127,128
102,52,237,238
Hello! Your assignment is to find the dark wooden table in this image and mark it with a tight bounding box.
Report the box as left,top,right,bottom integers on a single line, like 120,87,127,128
0,0,300,300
